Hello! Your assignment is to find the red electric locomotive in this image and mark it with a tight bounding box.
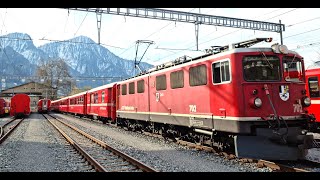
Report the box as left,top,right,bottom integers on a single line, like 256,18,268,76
52,37,319,161
116,38,316,160
37,98,51,113
305,66,320,131
10,94,30,118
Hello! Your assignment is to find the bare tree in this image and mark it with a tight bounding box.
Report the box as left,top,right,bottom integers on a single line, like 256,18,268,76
36,58,75,99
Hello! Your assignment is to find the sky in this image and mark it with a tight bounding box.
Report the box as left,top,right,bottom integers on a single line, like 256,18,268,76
1,8,320,68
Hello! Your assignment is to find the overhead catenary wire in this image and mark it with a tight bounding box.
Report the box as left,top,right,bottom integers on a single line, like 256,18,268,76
73,11,89,38
0,36,126,49
153,8,301,63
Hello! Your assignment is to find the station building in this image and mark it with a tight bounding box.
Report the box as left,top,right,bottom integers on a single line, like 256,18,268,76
0,81,57,112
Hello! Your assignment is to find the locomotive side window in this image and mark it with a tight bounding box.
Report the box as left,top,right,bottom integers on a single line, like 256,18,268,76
243,56,280,81
189,64,207,86
170,70,184,89
308,77,320,97
137,79,145,93
102,91,105,103
212,60,230,84
283,56,303,82
129,82,135,94
122,84,127,95
156,75,167,90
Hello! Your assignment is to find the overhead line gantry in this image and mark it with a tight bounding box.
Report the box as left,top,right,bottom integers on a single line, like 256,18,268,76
64,8,285,48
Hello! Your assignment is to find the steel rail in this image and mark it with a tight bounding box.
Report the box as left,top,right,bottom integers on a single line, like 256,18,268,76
47,114,158,172
0,118,24,144
43,114,108,172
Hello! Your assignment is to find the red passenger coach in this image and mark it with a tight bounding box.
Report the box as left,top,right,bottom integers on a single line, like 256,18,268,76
58,96,69,113
86,83,117,123
10,94,30,118
305,67,320,131
68,92,87,116
116,38,317,160
37,99,51,113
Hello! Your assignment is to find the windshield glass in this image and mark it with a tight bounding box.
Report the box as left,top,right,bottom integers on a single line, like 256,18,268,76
283,56,303,82
243,55,280,81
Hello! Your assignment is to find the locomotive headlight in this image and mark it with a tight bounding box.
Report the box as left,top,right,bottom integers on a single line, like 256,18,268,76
250,97,262,108
254,98,262,108
302,97,311,107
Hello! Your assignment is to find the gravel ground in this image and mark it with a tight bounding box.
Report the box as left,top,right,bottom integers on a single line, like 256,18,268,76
54,113,272,172
2,112,317,172
0,113,93,172
306,132,320,163
0,116,12,126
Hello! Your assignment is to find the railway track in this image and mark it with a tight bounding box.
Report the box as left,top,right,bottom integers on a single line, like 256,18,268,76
0,117,24,144
56,113,320,172
43,114,158,172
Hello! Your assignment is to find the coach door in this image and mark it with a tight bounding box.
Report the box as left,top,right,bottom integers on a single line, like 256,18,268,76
89,93,94,114
107,88,112,117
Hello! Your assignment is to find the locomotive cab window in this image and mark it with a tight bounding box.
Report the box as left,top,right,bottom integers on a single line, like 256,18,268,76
308,77,320,98
212,60,230,84
283,56,303,82
243,56,280,81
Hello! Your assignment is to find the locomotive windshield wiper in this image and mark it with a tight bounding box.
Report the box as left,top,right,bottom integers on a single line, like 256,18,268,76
260,51,273,69
287,54,297,68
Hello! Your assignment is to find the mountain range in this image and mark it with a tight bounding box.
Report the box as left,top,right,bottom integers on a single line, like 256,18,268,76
0,32,153,89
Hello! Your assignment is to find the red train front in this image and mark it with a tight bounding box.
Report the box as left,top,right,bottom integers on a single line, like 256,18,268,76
116,38,316,160
10,94,31,118
0,98,9,117
37,98,51,113
305,66,320,131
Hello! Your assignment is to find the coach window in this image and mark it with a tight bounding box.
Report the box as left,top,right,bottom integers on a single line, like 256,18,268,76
137,79,145,93
94,93,98,103
129,82,135,94
102,92,105,103
170,70,184,89
122,84,127,95
308,77,320,97
91,94,94,104
190,64,207,86
156,75,167,90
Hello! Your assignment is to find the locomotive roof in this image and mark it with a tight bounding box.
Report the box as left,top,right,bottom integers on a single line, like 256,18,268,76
120,47,300,83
